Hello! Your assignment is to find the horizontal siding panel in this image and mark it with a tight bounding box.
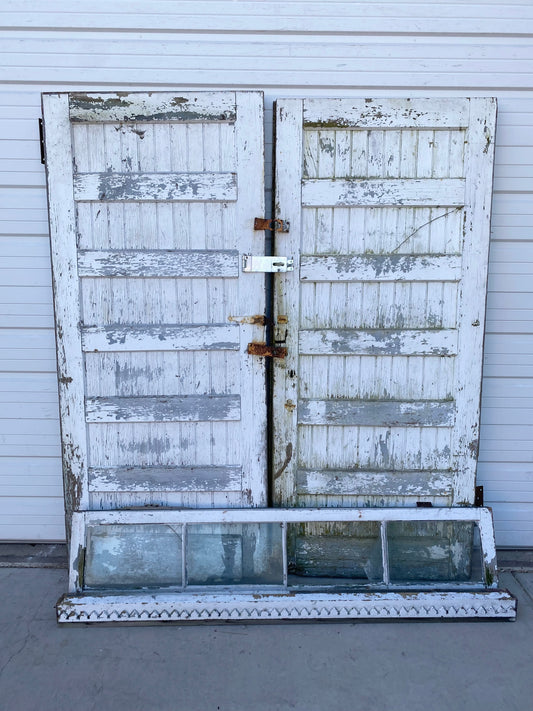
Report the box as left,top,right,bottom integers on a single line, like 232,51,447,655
1,3,532,33
487,503,533,547
0,497,65,541
0,458,63,497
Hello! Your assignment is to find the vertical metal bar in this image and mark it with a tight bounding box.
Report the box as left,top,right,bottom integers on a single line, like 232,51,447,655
381,521,390,585
181,523,187,591
282,522,288,587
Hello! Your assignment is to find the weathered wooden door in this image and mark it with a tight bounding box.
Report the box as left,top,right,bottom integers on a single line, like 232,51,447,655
272,99,496,576
43,91,267,527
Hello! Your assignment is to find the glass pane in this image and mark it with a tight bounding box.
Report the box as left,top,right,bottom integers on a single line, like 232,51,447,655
287,522,383,583
387,521,482,583
84,524,182,590
186,523,284,586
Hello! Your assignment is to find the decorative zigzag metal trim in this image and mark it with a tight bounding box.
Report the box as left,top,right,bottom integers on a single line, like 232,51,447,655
57,590,517,623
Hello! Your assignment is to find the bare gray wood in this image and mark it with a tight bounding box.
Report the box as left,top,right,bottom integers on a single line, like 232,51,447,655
298,399,455,427
302,178,465,207
296,469,454,496
78,249,239,278
300,254,461,283
299,328,458,356
82,324,240,352
74,172,237,202
88,465,242,492
85,395,241,423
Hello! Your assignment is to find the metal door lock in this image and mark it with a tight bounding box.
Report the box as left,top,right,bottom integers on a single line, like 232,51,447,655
242,255,294,273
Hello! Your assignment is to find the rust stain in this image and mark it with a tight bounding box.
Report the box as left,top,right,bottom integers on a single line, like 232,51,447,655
468,439,479,457
274,443,293,480
247,342,287,359
228,315,267,326
285,399,296,413
277,315,288,324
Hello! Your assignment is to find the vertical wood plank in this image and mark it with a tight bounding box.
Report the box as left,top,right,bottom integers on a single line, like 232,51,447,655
453,97,497,504
235,91,267,506
42,94,90,531
273,99,303,506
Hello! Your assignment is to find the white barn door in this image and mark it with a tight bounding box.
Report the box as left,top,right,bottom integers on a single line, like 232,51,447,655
273,98,496,576
43,91,267,529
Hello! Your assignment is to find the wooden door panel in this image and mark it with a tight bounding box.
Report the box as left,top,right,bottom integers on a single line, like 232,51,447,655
43,91,267,527
273,97,496,578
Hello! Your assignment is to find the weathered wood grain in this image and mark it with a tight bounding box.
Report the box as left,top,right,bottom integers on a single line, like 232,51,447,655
82,324,240,352
300,254,461,282
299,328,458,356
85,395,241,423
298,399,455,427
303,98,470,129
73,171,237,202
42,93,90,525
302,178,465,207
69,91,236,123
89,465,242,492
78,249,239,278
452,97,497,505
296,469,454,496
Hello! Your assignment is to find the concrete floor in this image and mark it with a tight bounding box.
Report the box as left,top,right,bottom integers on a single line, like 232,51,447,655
0,566,532,711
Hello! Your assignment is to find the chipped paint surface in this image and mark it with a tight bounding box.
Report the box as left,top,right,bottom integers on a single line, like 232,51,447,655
74,171,237,202
69,91,237,123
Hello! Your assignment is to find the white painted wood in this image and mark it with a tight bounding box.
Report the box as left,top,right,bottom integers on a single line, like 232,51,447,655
43,91,267,522
299,328,458,356
85,395,241,423
74,172,237,202
41,93,89,527
78,249,239,278
303,98,470,129
88,465,242,492
57,589,517,623
274,98,495,523
69,91,236,123
300,255,461,283
302,178,465,207
272,99,303,507
452,98,497,505
82,324,240,353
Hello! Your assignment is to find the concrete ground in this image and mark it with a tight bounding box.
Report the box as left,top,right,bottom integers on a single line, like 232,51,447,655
1,552,532,711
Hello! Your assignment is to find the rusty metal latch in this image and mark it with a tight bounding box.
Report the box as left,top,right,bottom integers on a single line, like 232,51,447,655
242,255,294,273
247,342,287,359
254,218,290,232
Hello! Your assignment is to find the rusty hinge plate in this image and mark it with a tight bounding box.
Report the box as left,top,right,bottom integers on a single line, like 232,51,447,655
247,342,287,359
254,218,290,232
475,486,484,507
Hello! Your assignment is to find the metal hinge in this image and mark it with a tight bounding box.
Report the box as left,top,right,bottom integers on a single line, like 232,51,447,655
242,255,294,273
254,218,290,232
39,118,46,165
247,342,287,359
475,485,484,507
